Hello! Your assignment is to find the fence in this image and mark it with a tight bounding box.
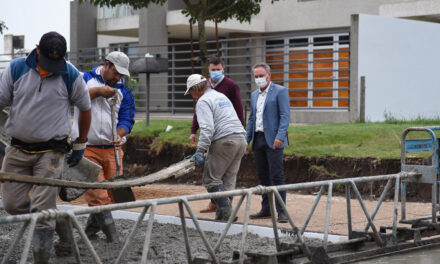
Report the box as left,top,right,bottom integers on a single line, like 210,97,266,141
0,171,419,263
0,30,351,115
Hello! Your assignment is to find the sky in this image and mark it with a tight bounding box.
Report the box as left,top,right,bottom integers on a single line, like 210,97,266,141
0,0,71,54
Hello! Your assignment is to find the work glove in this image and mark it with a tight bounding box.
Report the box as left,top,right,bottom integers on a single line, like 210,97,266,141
67,138,87,167
190,152,204,167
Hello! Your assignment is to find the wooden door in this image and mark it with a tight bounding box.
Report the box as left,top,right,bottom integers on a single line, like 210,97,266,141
338,47,349,107
289,50,308,107
312,48,333,107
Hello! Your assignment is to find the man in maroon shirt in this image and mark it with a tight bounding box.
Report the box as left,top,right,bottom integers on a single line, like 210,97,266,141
190,56,245,213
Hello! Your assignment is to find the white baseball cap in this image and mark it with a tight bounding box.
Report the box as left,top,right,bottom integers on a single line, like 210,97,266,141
106,51,130,77
185,74,207,95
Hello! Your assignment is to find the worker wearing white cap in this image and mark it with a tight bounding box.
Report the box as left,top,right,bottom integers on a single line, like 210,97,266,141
71,51,136,242
185,74,247,221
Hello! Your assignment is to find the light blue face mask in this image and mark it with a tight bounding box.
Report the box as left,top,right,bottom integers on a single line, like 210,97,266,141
210,70,223,82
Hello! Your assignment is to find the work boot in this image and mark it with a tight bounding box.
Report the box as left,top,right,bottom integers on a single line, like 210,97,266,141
32,228,54,264
215,197,232,221
54,218,73,256
85,213,100,239
96,211,119,243
208,185,232,222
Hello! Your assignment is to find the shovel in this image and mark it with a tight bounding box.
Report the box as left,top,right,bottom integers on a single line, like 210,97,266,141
59,157,102,201
110,91,136,203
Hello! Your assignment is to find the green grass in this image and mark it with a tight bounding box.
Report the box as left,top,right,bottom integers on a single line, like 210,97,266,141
131,120,440,159
131,120,194,147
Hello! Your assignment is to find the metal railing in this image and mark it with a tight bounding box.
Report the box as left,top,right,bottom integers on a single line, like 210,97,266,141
0,171,419,264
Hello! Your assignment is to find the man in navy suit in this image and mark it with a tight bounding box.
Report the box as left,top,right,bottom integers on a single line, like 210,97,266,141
246,62,290,223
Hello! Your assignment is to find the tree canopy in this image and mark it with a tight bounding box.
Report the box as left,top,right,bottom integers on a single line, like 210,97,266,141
0,21,7,35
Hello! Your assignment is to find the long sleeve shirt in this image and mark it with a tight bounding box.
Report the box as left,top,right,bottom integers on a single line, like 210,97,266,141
191,77,244,134
71,66,136,145
196,88,245,152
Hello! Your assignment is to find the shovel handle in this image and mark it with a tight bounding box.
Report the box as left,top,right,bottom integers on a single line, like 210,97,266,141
111,90,121,177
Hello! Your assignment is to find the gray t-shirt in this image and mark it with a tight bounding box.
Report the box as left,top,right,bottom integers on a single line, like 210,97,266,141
0,53,90,143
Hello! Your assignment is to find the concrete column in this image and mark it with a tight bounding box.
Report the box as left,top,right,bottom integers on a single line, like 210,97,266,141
70,0,97,66
138,3,169,111
3,34,13,55
349,14,360,122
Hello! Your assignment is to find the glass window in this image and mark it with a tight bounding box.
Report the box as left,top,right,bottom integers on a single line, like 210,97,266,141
289,38,308,48
313,36,333,47
338,35,350,45
98,4,140,19
266,40,284,50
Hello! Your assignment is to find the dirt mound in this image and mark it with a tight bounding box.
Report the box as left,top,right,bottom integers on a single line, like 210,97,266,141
122,136,430,202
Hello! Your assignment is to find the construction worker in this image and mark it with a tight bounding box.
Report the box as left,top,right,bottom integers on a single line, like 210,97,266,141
185,74,246,221
189,56,245,213
0,32,91,263
71,51,135,242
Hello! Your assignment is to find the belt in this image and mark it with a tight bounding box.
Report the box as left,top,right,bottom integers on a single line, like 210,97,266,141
11,137,71,154
87,145,115,149
255,131,264,136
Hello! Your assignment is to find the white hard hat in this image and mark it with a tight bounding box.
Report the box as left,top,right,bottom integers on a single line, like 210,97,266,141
185,74,207,95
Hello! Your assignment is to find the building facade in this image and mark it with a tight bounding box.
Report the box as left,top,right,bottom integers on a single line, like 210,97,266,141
70,0,440,123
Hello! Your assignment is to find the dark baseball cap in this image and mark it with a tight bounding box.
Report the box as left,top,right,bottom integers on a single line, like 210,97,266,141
38,31,67,73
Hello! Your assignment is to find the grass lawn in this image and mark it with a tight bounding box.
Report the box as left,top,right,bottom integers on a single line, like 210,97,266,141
131,120,440,159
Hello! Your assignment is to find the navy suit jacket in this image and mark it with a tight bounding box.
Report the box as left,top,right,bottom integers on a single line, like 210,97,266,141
246,82,290,149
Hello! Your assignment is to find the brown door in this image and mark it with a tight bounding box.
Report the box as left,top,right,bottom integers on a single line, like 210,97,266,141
289,49,308,107
338,47,349,107
312,48,333,107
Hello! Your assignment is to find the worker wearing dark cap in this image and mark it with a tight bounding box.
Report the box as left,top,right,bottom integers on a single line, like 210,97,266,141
0,31,91,263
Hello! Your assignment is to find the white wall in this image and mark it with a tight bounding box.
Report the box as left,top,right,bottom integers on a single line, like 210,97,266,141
259,0,417,32
97,35,139,48
358,14,440,121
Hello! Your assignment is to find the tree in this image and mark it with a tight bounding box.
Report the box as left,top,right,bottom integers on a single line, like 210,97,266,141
81,0,278,75
0,21,7,35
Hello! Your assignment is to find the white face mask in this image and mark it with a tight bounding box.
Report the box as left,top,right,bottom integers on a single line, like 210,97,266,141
255,77,268,88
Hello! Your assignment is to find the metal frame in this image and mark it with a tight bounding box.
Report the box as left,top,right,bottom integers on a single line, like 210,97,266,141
0,172,418,264
400,126,440,223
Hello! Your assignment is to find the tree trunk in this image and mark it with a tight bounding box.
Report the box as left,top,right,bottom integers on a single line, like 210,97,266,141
197,17,209,77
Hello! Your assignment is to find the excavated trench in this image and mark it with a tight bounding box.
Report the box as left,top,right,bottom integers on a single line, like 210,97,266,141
123,135,430,202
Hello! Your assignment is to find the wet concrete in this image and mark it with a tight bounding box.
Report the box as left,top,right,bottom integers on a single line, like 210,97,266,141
0,208,328,263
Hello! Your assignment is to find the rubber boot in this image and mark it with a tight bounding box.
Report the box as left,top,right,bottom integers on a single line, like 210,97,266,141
96,211,119,242
208,185,232,222
33,228,54,264
85,213,100,239
54,218,73,256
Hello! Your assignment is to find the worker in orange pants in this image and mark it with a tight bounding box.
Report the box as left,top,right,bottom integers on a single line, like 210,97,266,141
84,147,123,206
71,51,135,242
